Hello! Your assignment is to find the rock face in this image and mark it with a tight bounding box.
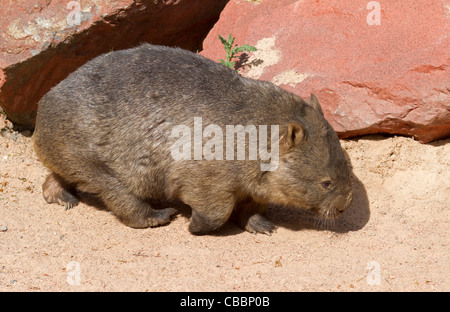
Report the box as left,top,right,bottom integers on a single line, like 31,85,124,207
0,0,228,128
201,0,450,143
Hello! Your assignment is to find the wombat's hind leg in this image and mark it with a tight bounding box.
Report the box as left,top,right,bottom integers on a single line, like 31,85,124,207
99,181,177,228
42,173,79,211
189,210,221,235
232,200,277,235
115,201,177,229
146,207,178,228
245,214,277,235
187,196,235,235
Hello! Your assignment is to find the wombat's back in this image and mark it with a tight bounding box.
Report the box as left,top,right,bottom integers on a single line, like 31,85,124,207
37,44,288,140
34,44,302,183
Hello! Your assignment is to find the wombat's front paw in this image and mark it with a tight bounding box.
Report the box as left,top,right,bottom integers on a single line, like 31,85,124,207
245,214,277,236
147,208,178,227
62,193,79,211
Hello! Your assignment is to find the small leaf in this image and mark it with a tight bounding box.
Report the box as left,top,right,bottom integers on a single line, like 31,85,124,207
218,34,227,45
223,60,235,69
217,34,257,72
232,44,257,54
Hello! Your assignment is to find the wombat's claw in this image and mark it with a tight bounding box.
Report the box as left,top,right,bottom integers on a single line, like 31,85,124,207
262,227,277,236
60,192,79,211
147,208,178,227
246,214,277,235
64,202,73,211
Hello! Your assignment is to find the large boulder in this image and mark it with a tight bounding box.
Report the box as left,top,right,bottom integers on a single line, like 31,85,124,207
201,0,450,143
0,0,229,128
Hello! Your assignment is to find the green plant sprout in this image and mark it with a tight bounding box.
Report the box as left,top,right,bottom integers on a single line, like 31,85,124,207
218,34,256,71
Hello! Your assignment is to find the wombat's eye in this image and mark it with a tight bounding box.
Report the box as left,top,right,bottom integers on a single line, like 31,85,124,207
321,180,332,189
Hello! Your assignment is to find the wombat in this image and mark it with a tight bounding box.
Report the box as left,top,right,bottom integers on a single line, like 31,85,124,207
33,43,353,235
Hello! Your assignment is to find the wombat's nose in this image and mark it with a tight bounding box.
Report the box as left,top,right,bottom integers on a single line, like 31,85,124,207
336,192,353,212
337,192,353,212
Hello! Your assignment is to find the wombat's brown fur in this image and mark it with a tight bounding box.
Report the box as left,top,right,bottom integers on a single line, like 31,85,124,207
33,43,353,235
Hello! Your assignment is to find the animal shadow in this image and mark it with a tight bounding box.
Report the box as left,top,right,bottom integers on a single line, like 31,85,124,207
269,150,370,233
75,150,369,236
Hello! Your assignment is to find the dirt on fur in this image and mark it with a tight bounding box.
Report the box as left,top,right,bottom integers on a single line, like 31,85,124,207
0,114,449,291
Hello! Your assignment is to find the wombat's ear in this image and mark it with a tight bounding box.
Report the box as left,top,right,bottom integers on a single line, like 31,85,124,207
281,122,305,149
307,94,324,116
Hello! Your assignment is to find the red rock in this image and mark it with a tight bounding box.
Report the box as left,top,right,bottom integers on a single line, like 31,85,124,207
201,0,450,143
0,0,228,128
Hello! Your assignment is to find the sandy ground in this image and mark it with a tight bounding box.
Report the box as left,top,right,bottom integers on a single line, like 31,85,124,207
0,116,449,292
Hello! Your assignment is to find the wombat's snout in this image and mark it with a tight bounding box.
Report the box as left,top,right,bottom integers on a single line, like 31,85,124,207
339,190,353,212
328,189,353,219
